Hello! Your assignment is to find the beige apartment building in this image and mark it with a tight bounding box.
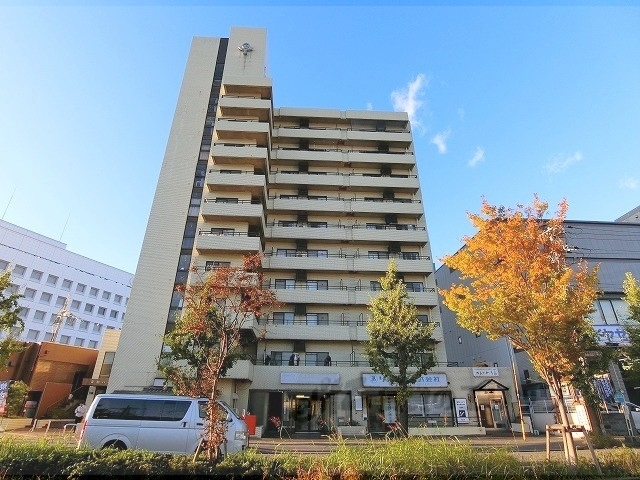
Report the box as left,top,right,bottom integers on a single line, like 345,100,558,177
108,27,516,437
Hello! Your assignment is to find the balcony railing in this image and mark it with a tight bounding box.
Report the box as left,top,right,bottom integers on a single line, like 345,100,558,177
267,221,426,232
264,251,430,261
258,314,440,328
263,281,435,294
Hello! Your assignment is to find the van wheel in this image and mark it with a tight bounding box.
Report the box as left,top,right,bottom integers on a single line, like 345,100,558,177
103,440,127,450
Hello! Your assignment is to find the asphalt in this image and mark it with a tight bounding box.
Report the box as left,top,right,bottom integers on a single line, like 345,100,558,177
2,425,632,461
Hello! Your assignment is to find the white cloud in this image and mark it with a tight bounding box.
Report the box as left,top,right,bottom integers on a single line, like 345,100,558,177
543,152,583,174
468,147,485,167
430,129,451,154
366,102,373,111
619,176,638,189
391,74,428,130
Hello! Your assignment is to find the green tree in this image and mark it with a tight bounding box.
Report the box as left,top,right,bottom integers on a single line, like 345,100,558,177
159,253,278,460
6,380,28,417
440,197,600,465
621,272,640,382
0,270,24,369
365,260,436,435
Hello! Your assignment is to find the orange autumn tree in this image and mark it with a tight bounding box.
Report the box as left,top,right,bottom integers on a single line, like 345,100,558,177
440,197,600,465
159,253,278,460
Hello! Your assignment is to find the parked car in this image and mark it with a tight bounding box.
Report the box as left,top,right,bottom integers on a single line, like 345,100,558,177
77,394,248,455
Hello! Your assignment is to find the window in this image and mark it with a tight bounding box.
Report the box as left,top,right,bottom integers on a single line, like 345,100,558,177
102,291,111,301
273,312,294,325
70,300,81,311
76,283,86,294
74,338,85,347
276,249,297,257
370,281,382,291
13,265,27,277
24,288,37,300
274,279,295,290
65,317,75,327
205,261,231,271
97,306,106,317
93,323,103,333
55,296,66,307
89,287,99,298
368,251,389,259
110,310,119,319
43,332,53,341
100,352,116,377
30,270,43,282
92,398,191,421
114,294,122,305
306,280,328,290
405,282,424,292
79,320,90,331
308,250,328,258
214,197,239,203
0,260,8,271
49,313,57,324
46,274,58,287
278,220,298,227
306,313,329,325
26,329,39,341
402,252,420,260
417,315,430,325
39,292,52,304
210,228,235,236
6,283,18,294
84,304,95,314
60,335,71,345
279,194,298,200
61,279,73,290
19,308,29,320
308,222,328,228
305,352,329,366
88,340,98,349
33,310,46,322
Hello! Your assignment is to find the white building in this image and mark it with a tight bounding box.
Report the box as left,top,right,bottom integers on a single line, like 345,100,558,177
0,219,133,349
108,27,516,437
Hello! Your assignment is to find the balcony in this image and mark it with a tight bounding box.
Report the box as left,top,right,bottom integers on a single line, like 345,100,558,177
218,96,271,122
211,144,268,166
214,119,270,146
224,359,254,381
268,172,419,192
266,223,428,244
221,75,272,100
267,196,422,216
271,147,416,168
263,253,349,272
195,231,261,253
274,126,341,141
349,198,423,216
346,129,412,146
206,170,266,196
201,199,264,222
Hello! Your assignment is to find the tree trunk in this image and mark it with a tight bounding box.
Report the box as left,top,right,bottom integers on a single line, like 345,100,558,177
549,377,578,465
397,399,409,438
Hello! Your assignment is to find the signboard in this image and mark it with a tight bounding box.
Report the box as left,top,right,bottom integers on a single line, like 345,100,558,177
614,391,625,404
472,367,499,377
384,396,397,423
354,395,363,411
362,373,448,388
0,381,10,415
594,325,630,346
280,372,340,385
454,398,470,424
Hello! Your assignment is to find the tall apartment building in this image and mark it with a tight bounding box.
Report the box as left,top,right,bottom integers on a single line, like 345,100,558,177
109,28,515,436
0,219,133,349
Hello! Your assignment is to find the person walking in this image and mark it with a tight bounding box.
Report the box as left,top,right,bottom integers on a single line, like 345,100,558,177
74,402,87,424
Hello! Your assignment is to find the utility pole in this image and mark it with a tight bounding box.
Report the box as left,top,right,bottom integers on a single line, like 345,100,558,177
50,296,77,343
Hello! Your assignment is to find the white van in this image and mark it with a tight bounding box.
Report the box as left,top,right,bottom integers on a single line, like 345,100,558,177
77,394,248,455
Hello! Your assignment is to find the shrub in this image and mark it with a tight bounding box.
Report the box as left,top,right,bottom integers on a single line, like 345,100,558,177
6,381,28,417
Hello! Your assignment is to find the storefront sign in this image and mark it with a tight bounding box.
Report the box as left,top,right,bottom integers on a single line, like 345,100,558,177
354,395,363,411
280,372,340,385
361,373,448,388
594,324,630,346
384,396,397,423
472,367,499,377
454,398,470,424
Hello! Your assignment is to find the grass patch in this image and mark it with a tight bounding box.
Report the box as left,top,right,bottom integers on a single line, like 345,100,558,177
1,436,639,479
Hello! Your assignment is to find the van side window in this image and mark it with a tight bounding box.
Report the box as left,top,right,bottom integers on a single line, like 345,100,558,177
93,398,190,421
198,401,208,419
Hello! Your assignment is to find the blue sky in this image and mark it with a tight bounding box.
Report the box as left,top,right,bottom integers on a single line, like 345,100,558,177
1,6,638,274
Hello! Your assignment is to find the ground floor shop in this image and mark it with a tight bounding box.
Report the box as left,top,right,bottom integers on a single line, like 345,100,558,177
231,367,517,437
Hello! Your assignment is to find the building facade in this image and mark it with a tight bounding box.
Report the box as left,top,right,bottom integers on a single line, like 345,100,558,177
0,219,133,350
436,213,640,432
109,28,516,436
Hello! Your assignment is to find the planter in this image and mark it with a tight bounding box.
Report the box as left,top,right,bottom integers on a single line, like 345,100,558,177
337,425,366,437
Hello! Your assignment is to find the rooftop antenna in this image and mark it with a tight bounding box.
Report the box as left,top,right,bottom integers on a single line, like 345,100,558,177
51,296,77,343
1,188,16,220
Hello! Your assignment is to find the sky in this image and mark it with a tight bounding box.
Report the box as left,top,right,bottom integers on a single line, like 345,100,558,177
1,5,639,274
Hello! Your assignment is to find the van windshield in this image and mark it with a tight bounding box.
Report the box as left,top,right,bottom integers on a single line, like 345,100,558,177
198,400,240,420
